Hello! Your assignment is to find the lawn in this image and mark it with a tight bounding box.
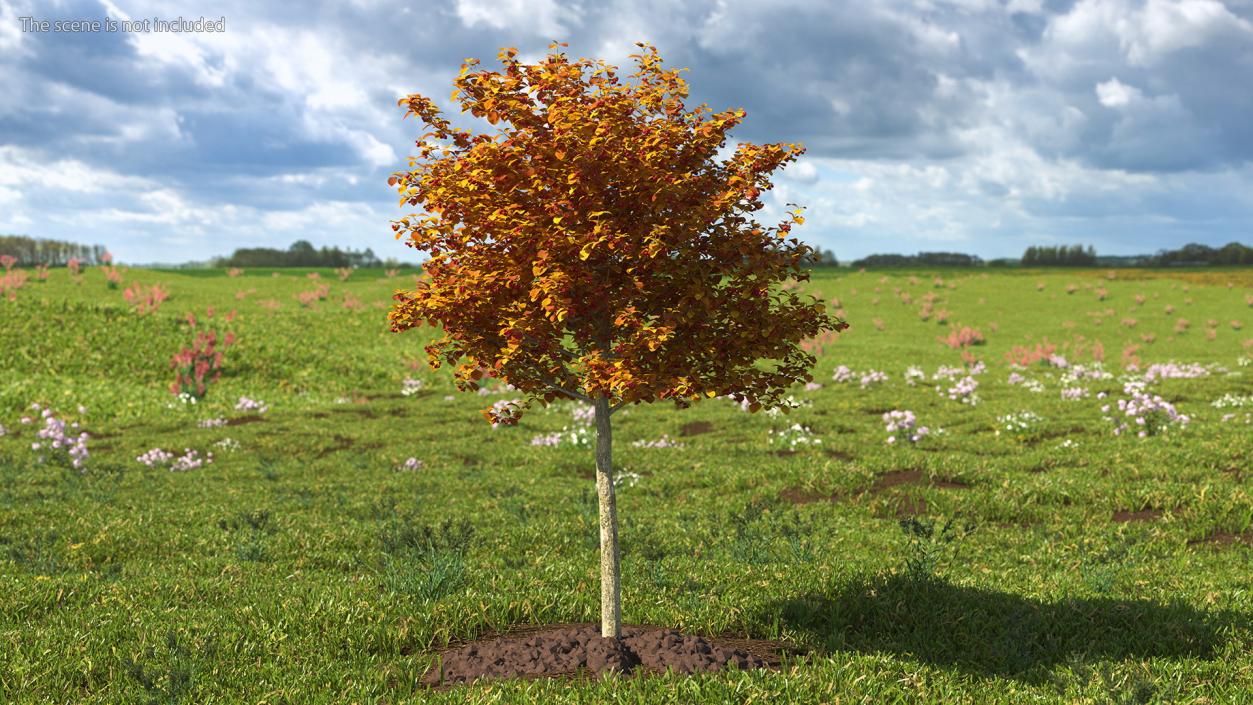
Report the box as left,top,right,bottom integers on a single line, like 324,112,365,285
1,265,1250,703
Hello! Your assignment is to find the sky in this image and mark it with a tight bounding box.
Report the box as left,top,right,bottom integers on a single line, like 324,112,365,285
1,0,1251,265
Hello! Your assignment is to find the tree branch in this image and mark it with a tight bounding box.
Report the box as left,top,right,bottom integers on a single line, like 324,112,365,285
534,369,593,403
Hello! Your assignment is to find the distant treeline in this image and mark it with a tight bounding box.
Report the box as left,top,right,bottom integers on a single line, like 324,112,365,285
1021,244,1096,267
212,240,416,269
851,252,983,268
847,242,1251,268
0,235,108,266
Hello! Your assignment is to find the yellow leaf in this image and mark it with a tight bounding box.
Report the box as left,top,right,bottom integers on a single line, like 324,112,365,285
553,216,563,225
579,242,595,260
705,390,717,398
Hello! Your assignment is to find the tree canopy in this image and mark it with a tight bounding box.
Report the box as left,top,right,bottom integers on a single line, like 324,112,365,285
387,41,846,425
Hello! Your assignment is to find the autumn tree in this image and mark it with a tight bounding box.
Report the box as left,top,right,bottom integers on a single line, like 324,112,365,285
387,41,847,639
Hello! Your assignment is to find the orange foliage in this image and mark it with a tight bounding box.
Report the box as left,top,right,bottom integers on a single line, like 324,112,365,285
386,42,846,424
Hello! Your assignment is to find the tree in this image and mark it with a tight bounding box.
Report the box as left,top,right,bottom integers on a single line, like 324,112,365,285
387,41,847,639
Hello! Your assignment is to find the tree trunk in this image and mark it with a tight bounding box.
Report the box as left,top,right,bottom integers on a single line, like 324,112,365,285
593,395,622,638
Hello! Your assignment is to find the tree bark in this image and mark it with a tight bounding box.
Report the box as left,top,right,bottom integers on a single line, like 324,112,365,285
593,394,622,638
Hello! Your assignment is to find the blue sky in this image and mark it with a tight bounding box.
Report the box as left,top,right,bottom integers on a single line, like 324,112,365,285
1,0,1251,264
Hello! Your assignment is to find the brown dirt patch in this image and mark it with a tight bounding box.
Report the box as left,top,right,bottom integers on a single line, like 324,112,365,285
226,415,266,427
823,449,854,461
1187,531,1253,547
309,412,328,419
417,622,806,691
1112,509,1162,523
772,450,798,457
869,470,971,492
316,434,357,458
779,487,841,505
679,421,714,436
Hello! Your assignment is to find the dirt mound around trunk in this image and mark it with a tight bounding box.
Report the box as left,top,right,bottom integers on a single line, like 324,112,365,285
420,622,800,689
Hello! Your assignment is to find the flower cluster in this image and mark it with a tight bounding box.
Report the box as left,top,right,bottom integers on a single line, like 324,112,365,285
136,448,174,466
1062,363,1112,382
137,447,213,470
905,366,926,386
1212,393,1252,409
235,396,269,414
399,457,424,470
860,370,889,388
939,376,979,405
804,381,823,391
832,365,855,383
764,396,807,417
199,417,227,428
1142,362,1210,381
996,411,1042,437
30,404,90,470
531,425,591,447
769,423,822,449
631,434,685,448
571,402,596,426
1103,381,1190,437
1060,386,1089,401
123,282,169,315
933,365,966,381
883,410,929,444
401,378,424,397
214,437,240,452
614,469,642,488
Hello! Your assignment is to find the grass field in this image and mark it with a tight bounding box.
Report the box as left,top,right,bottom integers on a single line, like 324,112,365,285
1,265,1251,704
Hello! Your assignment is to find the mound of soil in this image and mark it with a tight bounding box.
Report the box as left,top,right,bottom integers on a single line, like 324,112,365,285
420,622,796,690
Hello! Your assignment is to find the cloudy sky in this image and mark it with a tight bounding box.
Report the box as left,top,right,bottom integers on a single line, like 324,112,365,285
2,0,1251,264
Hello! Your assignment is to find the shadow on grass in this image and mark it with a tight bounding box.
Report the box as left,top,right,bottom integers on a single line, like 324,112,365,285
767,573,1251,681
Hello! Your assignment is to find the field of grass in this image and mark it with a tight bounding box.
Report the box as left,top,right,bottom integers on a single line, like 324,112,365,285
1,265,1251,704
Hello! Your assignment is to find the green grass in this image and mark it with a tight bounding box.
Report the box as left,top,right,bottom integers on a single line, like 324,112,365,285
1,265,1251,703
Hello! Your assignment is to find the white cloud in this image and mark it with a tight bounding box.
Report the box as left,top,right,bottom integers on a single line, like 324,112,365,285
1095,77,1141,108
454,0,584,37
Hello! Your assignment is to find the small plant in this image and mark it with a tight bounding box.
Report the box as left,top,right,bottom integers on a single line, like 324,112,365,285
234,396,269,414
123,282,170,315
29,403,90,471
938,376,979,405
897,516,976,581
227,267,244,277
401,378,424,396
170,332,230,400
859,369,888,388
1103,381,1190,437
121,630,218,705
883,410,929,444
631,434,685,448
996,411,1043,439
0,254,16,270
832,365,855,383
336,267,353,281
530,425,591,448
0,268,29,301
940,326,985,350
102,265,124,289
769,423,822,449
